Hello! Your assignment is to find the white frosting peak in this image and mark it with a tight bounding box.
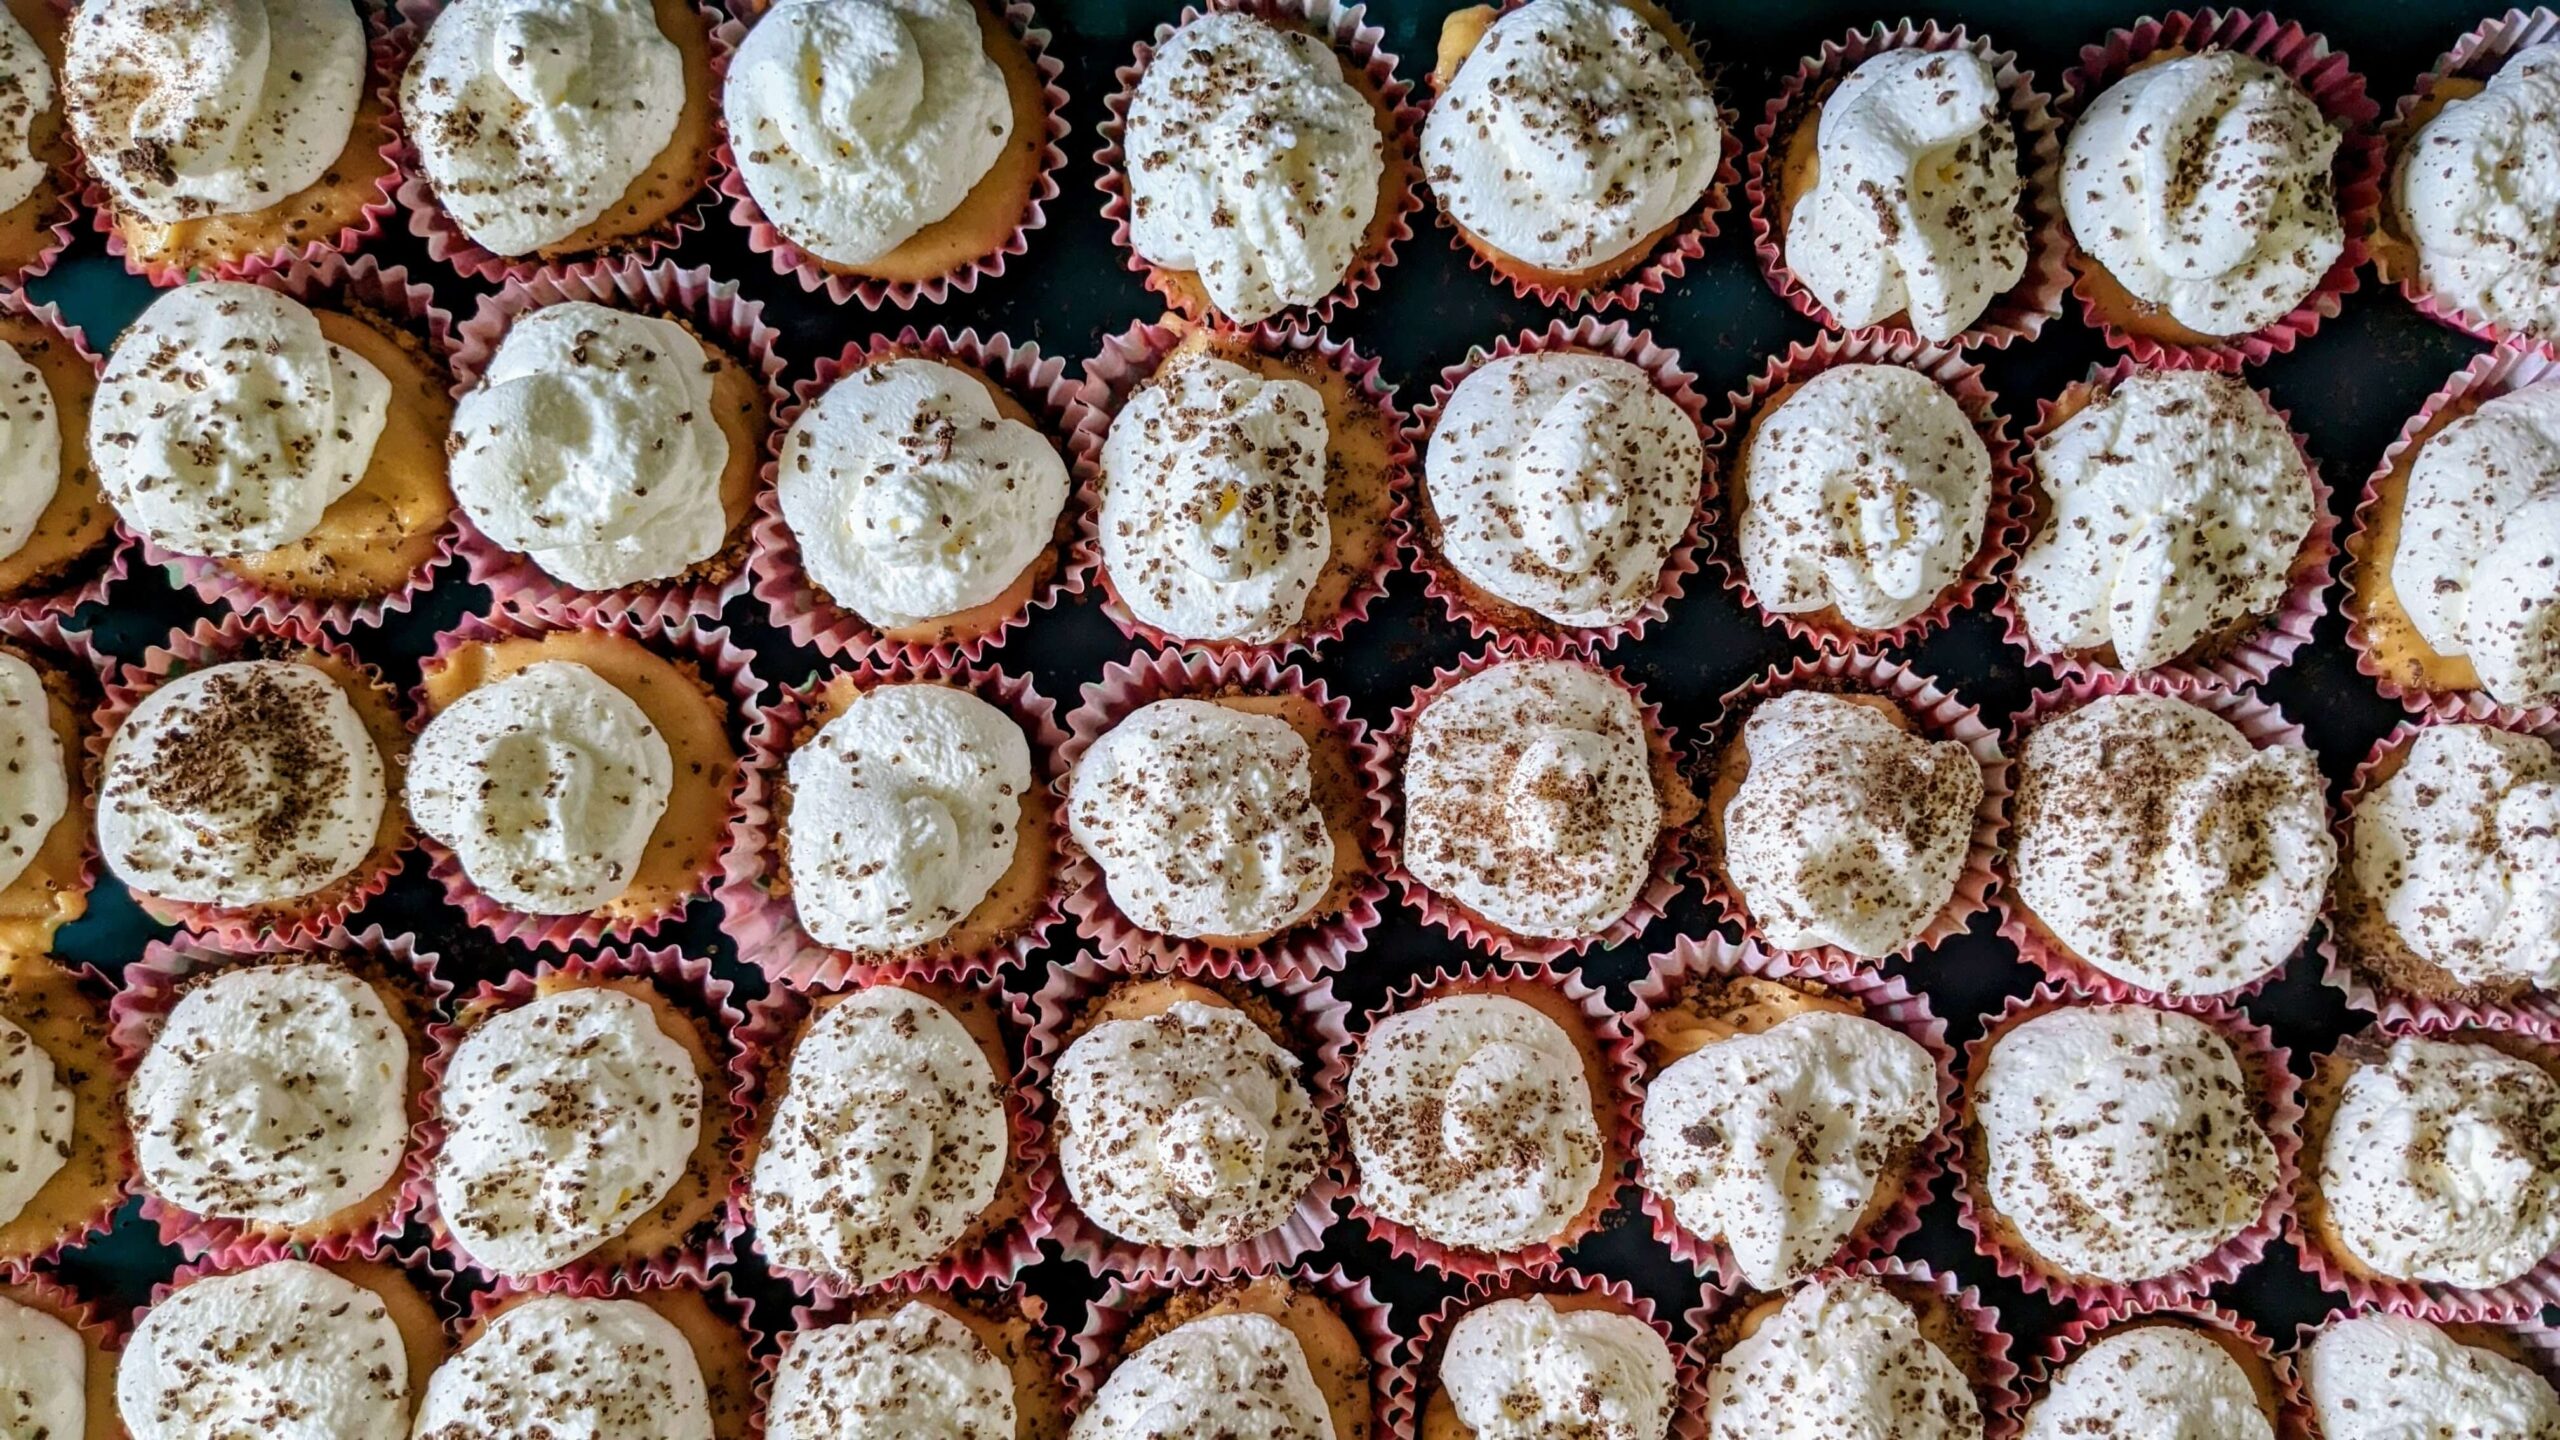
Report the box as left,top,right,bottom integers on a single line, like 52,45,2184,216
2393,378,2560,708
1068,1310,1338,1440
768,1301,1017,1440
2020,1325,2273,1440
0,1294,83,1440
2399,43,2560,343
2352,723,2560,991
412,1294,715,1440
1443,1295,1675,1440
0,8,54,218
118,1260,410,1440
0,339,63,566
0,1014,69,1229
0,650,66,897
1707,1276,1982,1440
2306,1314,2560,1440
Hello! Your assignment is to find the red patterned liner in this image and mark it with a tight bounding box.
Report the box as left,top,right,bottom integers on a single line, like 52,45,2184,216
732,964,1058,1298
106,925,448,1268
143,251,461,633
1061,1263,1411,1434
1693,652,2008,973
1624,933,1960,1284
2286,1011,2560,1321
81,3,405,285
1096,0,1423,329
2055,10,2384,371
719,656,1064,990
415,946,751,1289
1679,1258,2023,1440
1402,318,1707,656
1383,648,1690,962
1405,1266,1696,1440
713,0,1068,309
386,0,733,285
1026,951,1350,1282
413,608,762,952
1057,646,1393,982
2025,1297,2301,1434
0,954,129,1272
92,613,410,947
1705,332,2027,654
1999,669,2330,1003
2280,1309,2560,1440
1344,960,1642,1281
2375,8,2560,356
1998,358,2339,688
0,611,108,939
1069,317,1410,658
0,288,120,623
1953,981,2303,1310
446,258,789,627
1747,20,2072,350
2324,702,2560,1027
2343,343,2560,717
748,326,1094,665
774,1280,1073,1431
1417,0,1738,314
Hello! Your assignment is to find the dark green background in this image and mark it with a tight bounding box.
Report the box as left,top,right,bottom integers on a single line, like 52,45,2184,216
33,0,2520,1385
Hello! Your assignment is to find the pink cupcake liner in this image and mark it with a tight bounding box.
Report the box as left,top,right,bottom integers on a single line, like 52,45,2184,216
1998,358,2339,688
2325,702,2560,1027
106,924,449,1268
1402,318,1708,656
713,0,1068,309
1406,1266,1696,1438
1747,21,2071,350
2344,343,2560,717
732,965,1058,1298
0,954,130,1272
773,1281,1075,1435
464,1265,766,1435
747,326,1094,665
2027,1297,2300,1434
0,611,109,945
1061,1263,1411,1434
1706,332,2028,654
415,946,751,1289
2056,10,2384,371
2287,1012,2560,1321
1680,1258,2023,1439
446,258,788,627
387,0,733,286
1096,0,1421,330
413,608,762,952
1057,646,1393,982
80,3,405,285
1417,0,1738,314
1383,648,1691,962
142,251,461,633
2281,1309,2560,1440
2373,8,2560,356
1692,652,2008,973
1069,317,1411,658
0,288,123,622
718,656,1065,990
1998,669,2330,1003
1625,933,1960,1284
1344,960,1642,1281
1026,951,1349,1283
1953,981,2303,1311
92,613,411,947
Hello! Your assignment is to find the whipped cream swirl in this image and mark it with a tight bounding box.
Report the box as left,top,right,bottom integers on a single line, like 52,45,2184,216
2351,723,2560,992
412,1295,715,1440
0,9,54,217
768,1301,1016,1440
1707,1276,1982,1440
0,1294,82,1440
0,339,59,567
1068,1310,1336,1440
2020,1324,2273,1440
0,649,66,895
2399,44,2560,343
0,1014,68,1227
118,1260,411,1440
1443,1295,1674,1440
2305,1314,2560,1440
2392,377,2560,707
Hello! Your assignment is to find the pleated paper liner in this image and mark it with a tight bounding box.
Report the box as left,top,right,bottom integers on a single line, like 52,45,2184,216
0,1267,120,1437
107,925,448,1268
149,251,462,633
82,1,404,286
447,258,789,628
2024,1297,2303,1436
770,1280,1077,1438
1953,981,2302,1311
1625,933,1958,1285
747,326,1094,665
2370,7,2560,356
1401,317,1708,657
1747,20,2070,349
413,608,762,952
0,611,108,954
2342,342,2560,718
0,952,129,1272
1056,646,1393,983
1382,648,1691,963
1999,669,2330,1004
415,946,751,1291
730,962,1058,1298
1999,357,2340,689
386,0,732,285
1344,960,1642,1282
2278,1309,2560,1440
1069,315,1411,658
1407,1266,1697,1440
1417,0,1739,314
1704,332,2027,654
1028,950,1350,1283
91,613,410,947
1691,651,2007,975
0,286,123,624
713,0,1069,309
2054,9,2384,371
1095,0,1422,330
456,1266,765,1440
